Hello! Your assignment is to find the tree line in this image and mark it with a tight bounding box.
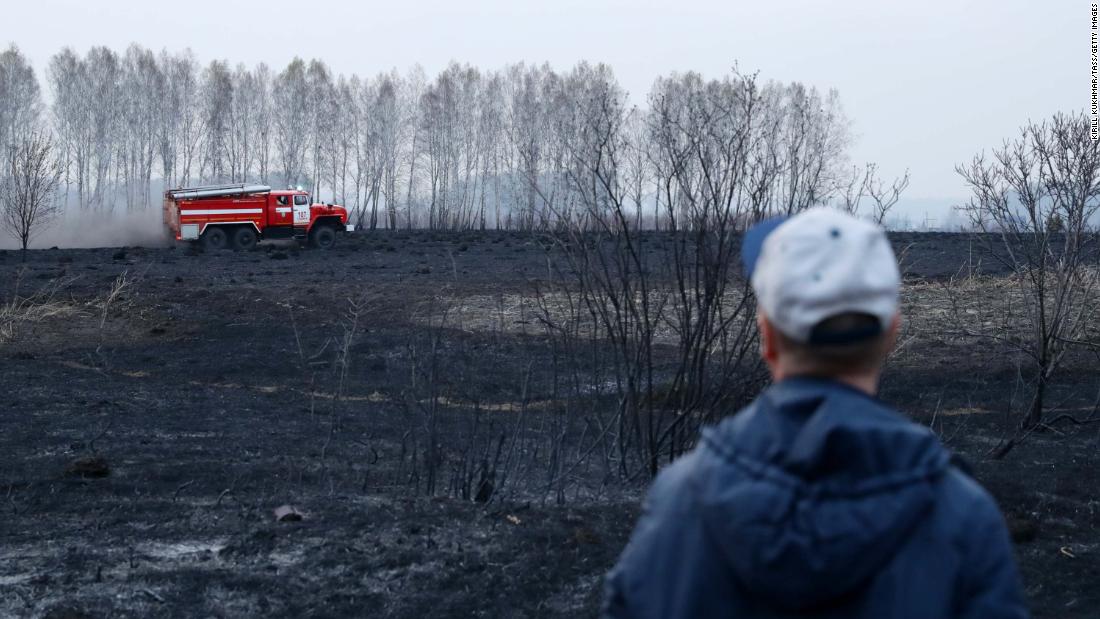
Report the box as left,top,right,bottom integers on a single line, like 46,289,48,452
0,42,911,233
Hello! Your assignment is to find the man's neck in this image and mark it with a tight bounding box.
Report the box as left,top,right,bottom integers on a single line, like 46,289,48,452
829,373,879,397
774,370,880,397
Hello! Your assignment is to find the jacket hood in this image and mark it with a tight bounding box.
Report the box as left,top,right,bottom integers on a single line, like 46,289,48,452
698,377,950,610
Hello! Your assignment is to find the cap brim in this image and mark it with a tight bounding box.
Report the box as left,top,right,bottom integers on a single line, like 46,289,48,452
741,216,788,278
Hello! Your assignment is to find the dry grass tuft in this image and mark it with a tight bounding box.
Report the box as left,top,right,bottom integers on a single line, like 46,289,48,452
0,273,84,345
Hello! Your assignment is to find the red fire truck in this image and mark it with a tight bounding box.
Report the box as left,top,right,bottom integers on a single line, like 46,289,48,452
163,183,353,250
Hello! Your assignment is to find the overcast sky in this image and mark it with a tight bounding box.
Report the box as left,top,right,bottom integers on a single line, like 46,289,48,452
4,0,1084,225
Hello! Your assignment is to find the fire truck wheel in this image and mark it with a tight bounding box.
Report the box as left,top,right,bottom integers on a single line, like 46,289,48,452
202,226,229,251
232,226,259,251
309,225,337,250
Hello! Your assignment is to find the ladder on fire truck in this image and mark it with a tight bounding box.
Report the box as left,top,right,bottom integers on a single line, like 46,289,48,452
166,183,271,200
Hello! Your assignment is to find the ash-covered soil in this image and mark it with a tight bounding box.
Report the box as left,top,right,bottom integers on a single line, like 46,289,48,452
0,231,1096,618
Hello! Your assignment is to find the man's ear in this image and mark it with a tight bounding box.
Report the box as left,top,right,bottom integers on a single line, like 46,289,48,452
758,312,787,381
757,311,777,365
885,312,901,352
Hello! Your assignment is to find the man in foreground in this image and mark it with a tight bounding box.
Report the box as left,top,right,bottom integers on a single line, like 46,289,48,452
603,208,1028,618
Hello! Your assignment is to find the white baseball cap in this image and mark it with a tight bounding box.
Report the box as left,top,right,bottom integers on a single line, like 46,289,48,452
741,207,900,345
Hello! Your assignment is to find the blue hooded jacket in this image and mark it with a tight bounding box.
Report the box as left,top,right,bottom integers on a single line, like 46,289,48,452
603,377,1029,618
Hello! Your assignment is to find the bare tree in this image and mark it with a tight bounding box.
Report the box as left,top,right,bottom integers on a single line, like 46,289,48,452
0,45,42,153
476,72,505,230
48,47,84,205
330,76,358,213
200,60,233,182
957,111,1100,455
619,106,651,230
274,58,309,188
253,63,273,184
50,46,122,209
154,49,203,189
306,60,335,199
226,63,259,183
419,70,451,229
775,83,850,214
86,47,122,210
532,66,776,478
838,162,911,225
402,65,427,229
120,45,159,210
2,132,62,252
504,64,542,230
355,76,381,227
375,71,408,229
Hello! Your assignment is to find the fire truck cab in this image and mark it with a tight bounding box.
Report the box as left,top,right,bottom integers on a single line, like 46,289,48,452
163,183,353,250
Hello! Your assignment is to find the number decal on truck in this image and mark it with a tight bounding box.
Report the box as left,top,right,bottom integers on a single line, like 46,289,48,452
293,204,310,224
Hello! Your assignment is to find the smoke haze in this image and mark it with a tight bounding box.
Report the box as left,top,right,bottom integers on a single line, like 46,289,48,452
0,204,170,250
